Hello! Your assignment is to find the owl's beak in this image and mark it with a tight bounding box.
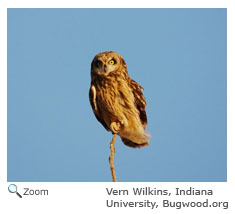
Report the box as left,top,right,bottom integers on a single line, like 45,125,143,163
103,64,107,73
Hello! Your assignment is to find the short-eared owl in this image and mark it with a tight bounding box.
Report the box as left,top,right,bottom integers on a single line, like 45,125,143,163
89,51,150,148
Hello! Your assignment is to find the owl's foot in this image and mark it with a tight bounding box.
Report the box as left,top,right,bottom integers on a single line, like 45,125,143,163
110,122,121,134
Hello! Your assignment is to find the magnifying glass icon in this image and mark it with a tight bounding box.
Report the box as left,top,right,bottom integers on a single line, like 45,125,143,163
8,184,22,198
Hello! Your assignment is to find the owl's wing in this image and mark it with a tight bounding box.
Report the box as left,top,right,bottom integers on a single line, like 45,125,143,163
89,85,110,131
130,79,148,126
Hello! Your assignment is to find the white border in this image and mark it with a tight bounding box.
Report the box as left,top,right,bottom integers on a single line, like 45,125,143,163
0,1,234,214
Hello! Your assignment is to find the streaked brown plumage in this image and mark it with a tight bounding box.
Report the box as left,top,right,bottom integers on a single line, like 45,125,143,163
89,51,150,148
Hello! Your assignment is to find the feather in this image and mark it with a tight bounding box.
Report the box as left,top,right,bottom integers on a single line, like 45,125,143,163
89,85,109,131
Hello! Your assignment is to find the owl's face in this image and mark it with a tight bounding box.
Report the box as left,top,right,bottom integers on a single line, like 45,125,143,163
91,51,126,77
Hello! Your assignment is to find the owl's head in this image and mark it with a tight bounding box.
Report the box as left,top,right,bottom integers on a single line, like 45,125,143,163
91,51,127,77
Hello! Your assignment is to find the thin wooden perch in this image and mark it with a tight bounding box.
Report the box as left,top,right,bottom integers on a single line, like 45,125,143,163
109,134,117,182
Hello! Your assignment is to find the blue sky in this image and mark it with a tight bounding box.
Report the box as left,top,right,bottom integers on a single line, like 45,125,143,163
7,8,227,182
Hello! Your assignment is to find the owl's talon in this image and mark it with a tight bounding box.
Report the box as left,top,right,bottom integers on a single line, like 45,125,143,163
110,122,121,134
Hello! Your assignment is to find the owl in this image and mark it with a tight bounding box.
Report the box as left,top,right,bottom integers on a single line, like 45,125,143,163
89,51,150,148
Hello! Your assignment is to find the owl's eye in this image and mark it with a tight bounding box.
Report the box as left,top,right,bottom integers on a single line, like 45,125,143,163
95,60,102,67
108,59,115,65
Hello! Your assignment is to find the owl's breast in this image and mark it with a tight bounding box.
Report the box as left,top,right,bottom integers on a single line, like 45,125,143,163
93,79,118,122
96,79,137,120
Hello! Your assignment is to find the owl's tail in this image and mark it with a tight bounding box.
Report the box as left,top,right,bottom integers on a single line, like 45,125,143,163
121,137,149,148
121,131,150,148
